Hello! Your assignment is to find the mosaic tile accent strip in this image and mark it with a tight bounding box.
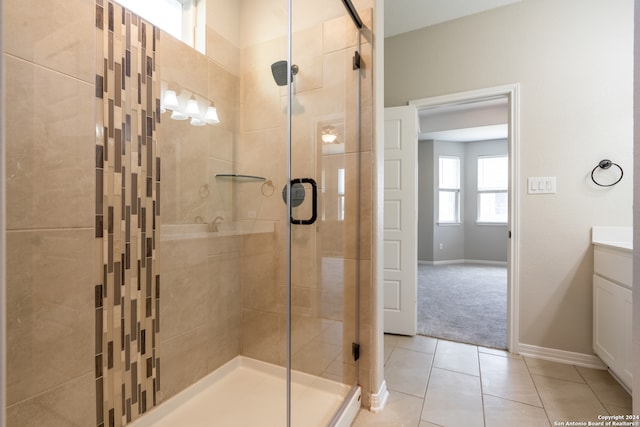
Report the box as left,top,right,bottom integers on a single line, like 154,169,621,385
95,1,161,426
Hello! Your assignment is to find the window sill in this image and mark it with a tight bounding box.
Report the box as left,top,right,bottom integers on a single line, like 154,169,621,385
437,222,462,227
476,222,508,226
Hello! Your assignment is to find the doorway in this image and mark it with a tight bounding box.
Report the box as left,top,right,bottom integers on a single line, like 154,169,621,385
409,84,520,352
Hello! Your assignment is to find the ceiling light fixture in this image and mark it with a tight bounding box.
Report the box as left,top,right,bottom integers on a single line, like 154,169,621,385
321,125,338,144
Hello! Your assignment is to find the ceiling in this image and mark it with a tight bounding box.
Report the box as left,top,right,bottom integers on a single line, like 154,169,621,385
420,124,508,142
418,98,509,142
384,0,522,38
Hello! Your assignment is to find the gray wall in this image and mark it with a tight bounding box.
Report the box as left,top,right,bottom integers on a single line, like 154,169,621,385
464,139,508,262
418,140,434,261
418,139,508,264
386,0,633,354
432,140,465,262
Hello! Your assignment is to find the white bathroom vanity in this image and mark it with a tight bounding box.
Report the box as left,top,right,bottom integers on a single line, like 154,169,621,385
592,226,633,391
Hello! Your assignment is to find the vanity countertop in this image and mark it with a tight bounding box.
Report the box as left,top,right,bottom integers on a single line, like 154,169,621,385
591,226,632,252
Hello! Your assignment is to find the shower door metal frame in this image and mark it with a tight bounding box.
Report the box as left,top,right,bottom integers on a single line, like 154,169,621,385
0,0,6,423
285,1,293,425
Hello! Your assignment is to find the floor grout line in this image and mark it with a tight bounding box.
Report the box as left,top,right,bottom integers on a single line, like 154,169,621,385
417,338,439,426
478,345,487,427
356,335,631,427
522,355,553,426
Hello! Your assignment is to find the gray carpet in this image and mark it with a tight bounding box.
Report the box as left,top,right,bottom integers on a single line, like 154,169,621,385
417,263,507,349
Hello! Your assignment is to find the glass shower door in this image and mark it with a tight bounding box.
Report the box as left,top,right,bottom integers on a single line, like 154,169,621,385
287,0,364,424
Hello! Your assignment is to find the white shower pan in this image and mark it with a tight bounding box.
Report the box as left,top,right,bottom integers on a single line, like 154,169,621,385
129,356,361,427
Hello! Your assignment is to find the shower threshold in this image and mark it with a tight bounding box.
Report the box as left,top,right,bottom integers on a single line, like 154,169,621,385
130,356,360,427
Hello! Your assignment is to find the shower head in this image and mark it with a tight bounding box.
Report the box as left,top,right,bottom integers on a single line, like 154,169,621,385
271,60,299,86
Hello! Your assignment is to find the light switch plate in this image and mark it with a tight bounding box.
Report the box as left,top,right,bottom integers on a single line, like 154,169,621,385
528,177,557,194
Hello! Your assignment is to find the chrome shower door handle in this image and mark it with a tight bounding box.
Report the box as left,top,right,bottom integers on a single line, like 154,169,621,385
290,178,318,225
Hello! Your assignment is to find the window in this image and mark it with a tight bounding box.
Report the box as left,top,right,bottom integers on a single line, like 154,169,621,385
116,0,203,53
477,155,508,223
438,156,461,223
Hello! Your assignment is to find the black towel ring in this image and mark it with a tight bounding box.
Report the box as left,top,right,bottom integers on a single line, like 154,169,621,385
591,159,623,187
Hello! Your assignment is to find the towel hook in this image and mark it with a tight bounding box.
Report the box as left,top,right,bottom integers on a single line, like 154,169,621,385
591,159,623,187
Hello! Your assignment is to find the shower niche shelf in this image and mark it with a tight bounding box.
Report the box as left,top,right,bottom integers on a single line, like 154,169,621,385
215,174,266,182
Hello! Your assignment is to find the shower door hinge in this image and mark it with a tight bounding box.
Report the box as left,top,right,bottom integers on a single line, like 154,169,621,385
352,51,361,70
352,342,360,361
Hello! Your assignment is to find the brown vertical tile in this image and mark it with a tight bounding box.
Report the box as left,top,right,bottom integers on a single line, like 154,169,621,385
96,74,104,98
96,377,104,425
141,390,147,413
96,215,104,238
107,234,114,273
96,144,104,168
108,2,113,31
155,187,160,217
141,22,146,49
96,307,103,354
96,4,104,29
107,342,114,370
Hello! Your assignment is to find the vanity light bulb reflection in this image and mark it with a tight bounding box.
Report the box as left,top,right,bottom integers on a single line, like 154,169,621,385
203,106,220,124
185,99,201,118
160,88,220,126
162,89,179,111
170,110,188,120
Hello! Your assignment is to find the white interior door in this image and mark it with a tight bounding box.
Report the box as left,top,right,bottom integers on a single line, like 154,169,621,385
384,106,418,335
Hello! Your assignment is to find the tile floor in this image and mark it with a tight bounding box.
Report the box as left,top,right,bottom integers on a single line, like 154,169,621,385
353,334,632,427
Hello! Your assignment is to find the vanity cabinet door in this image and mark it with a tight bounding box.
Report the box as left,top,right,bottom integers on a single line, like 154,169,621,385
619,286,633,388
593,274,632,389
593,275,619,368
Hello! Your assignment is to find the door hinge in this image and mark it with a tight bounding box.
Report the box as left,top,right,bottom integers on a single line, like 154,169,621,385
352,342,360,361
353,51,361,70
508,230,512,238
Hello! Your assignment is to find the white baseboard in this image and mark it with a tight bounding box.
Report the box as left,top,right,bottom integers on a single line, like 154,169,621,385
418,259,507,266
368,380,389,413
518,343,607,369
464,259,508,266
433,259,466,265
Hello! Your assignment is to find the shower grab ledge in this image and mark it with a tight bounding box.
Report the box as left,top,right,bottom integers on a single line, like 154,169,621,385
161,221,274,240
215,173,266,181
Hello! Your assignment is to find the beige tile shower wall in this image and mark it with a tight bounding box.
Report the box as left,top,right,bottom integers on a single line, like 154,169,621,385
236,22,287,367
240,231,283,364
238,9,374,400
159,234,242,401
238,21,287,367
157,23,243,402
159,32,240,226
3,0,96,425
